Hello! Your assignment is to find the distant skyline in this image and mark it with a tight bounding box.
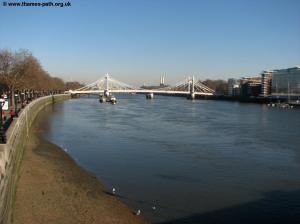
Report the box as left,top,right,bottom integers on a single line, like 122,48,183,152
0,0,299,85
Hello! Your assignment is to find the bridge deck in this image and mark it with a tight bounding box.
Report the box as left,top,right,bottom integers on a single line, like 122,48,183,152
69,89,214,96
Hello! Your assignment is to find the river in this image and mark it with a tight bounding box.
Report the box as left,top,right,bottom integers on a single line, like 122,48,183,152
43,94,300,223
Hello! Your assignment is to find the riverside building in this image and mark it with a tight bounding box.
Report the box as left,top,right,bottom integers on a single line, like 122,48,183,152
227,76,262,97
271,67,300,97
261,71,273,96
240,76,262,97
227,78,240,96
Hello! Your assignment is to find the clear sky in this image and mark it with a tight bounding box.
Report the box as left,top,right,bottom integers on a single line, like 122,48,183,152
0,0,299,85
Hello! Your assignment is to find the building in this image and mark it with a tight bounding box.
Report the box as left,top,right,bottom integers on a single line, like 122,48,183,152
271,67,300,96
240,76,262,97
261,71,273,96
227,78,240,96
142,76,169,89
227,76,262,97
227,66,300,99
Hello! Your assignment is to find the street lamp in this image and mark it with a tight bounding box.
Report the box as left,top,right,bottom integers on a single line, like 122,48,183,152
14,94,18,117
21,92,25,108
25,91,28,104
0,100,6,144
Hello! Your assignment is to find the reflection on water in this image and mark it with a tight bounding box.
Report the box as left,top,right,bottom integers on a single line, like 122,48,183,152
44,95,300,223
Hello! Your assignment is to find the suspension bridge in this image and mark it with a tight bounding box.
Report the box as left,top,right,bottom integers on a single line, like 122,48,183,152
68,74,215,99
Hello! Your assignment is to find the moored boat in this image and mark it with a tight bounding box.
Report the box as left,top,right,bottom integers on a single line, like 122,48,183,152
99,91,117,104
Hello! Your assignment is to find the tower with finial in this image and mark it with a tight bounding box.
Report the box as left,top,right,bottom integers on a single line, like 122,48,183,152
160,75,165,87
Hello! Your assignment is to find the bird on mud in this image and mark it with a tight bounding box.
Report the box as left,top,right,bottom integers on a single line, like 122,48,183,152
136,209,141,216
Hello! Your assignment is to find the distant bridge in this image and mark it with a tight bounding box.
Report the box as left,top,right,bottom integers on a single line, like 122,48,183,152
68,74,215,98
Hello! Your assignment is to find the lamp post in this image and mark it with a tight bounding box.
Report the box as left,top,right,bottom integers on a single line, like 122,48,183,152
28,91,31,102
21,92,25,108
25,91,28,104
14,94,18,117
0,100,6,144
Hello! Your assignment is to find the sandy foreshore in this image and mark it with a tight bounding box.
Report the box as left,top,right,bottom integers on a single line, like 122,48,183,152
13,108,146,224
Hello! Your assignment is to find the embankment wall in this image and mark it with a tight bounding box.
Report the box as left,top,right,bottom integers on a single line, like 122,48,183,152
0,94,70,224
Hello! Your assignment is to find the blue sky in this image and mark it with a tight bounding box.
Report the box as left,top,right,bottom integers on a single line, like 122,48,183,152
0,0,299,85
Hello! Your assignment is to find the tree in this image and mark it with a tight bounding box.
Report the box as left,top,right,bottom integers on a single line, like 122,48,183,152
0,48,74,93
0,49,14,93
0,49,32,92
51,77,65,91
0,48,82,112
65,81,83,90
21,55,44,90
202,79,228,95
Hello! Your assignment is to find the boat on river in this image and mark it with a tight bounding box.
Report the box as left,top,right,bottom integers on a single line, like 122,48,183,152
267,102,294,109
99,90,117,104
288,100,300,108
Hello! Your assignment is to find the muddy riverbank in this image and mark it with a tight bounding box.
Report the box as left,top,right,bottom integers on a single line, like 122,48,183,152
13,106,145,224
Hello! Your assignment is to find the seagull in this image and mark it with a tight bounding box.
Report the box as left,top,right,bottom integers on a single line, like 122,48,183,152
136,209,141,216
112,188,116,195
152,206,156,210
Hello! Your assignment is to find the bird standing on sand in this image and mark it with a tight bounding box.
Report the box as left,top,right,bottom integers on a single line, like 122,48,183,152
112,188,116,195
136,209,141,216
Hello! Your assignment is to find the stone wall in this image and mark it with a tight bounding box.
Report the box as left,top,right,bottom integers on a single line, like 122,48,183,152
0,94,70,224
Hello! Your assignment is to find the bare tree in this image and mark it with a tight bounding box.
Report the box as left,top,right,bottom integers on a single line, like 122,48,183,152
0,49,32,92
65,81,83,90
202,79,228,94
51,77,65,91
1,48,85,97
0,49,14,93
21,55,46,90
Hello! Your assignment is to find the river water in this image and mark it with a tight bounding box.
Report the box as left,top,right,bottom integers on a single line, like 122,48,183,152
44,94,300,223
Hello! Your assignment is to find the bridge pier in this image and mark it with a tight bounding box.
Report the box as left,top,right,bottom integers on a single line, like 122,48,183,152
146,93,154,99
71,93,79,98
187,93,195,100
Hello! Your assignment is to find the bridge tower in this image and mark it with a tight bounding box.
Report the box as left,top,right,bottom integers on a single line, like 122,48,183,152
104,73,109,96
188,76,195,100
